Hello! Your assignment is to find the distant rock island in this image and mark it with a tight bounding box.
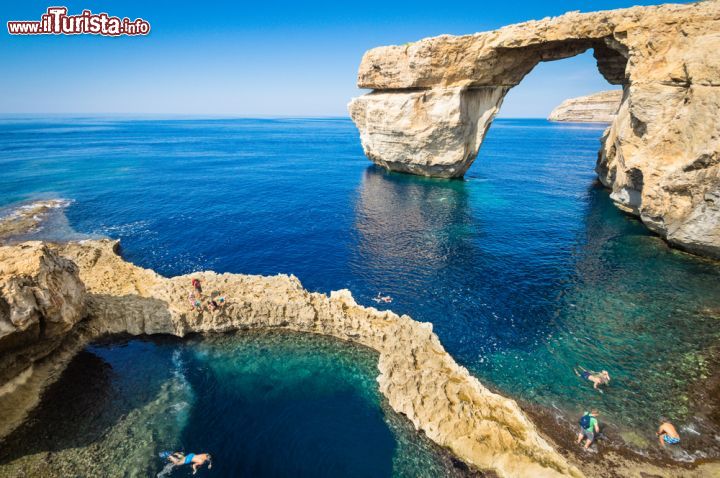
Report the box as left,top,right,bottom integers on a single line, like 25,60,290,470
349,1,720,260
548,90,622,123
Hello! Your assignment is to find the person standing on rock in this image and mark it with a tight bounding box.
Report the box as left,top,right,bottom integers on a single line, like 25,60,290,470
192,278,203,297
577,410,600,449
189,278,204,312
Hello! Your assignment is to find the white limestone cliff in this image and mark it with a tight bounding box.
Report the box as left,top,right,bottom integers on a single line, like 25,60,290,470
348,1,720,259
548,90,622,122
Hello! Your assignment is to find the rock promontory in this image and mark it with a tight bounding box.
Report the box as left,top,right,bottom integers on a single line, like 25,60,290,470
0,240,581,478
548,90,622,123
348,1,720,259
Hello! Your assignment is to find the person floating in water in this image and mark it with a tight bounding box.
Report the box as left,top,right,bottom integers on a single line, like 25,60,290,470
576,410,600,450
372,292,393,304
657,421,681,447
166,451,212,475
574,366,610,392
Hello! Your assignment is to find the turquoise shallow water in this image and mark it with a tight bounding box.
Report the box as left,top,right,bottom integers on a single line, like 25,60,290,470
0,333,468,477
1,116,719,466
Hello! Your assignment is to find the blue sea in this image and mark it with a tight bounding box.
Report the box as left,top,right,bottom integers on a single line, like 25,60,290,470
1,116,719,475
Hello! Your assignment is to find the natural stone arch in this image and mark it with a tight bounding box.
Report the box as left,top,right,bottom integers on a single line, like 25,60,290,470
349,2,720,259
349,40,626,179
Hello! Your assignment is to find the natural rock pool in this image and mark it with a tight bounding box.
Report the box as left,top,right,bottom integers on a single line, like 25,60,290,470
0,332,470,477
1,117,719,469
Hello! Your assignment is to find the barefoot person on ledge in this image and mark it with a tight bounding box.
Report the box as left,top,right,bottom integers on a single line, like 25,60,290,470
577,410,600,450
657,421,681,447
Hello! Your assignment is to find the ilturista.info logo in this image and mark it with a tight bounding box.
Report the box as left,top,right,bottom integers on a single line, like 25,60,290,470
7,7,150,36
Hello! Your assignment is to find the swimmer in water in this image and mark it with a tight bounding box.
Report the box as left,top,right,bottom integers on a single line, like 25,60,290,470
574,366,610,392
373,292,393,304
167,452,212,475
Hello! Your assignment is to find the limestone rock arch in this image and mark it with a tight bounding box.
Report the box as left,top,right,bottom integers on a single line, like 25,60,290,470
348,2,720,259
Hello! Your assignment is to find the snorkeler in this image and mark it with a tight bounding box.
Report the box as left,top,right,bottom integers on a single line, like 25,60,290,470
574,366,610,392
166,451,212,475
657,421,681,447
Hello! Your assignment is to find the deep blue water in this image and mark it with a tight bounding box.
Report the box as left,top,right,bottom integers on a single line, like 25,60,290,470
0,333,463,477
1,116,720,467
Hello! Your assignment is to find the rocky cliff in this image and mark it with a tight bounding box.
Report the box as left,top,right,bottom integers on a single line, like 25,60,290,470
0,240,581,478
548,90,622,122
0,242,85,389
348,1,720,259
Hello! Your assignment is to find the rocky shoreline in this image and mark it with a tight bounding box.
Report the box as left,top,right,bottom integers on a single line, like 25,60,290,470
348,1,720,260
1,239,579,478
1,239,719,477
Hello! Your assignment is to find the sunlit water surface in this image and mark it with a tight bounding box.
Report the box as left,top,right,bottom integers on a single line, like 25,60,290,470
0,117,719,468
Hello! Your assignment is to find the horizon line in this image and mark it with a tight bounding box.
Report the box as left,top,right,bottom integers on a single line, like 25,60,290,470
0,113,556,119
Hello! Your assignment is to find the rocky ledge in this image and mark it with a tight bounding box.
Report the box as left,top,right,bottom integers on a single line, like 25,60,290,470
548,90,622,123
348,1,720,259
0,240,581,478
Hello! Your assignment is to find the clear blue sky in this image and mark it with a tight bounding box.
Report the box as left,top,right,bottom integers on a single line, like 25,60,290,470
0,1,687,117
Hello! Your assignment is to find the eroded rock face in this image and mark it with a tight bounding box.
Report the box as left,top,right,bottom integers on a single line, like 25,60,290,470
548,90,622,123
349,87,507,178
0,242,85,388
0,239,581,478
348,1,720,258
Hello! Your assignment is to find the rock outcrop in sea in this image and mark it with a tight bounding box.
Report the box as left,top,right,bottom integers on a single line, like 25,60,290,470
0,240,581,478
548,90,622,123
348,1,720,259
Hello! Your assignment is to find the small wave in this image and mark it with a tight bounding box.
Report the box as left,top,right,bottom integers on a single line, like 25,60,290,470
680,424,702,435
94,220,154,238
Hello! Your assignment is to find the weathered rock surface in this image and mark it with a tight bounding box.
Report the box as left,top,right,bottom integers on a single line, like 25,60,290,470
0,240,581,478
350,87,507,177
0,242,85,387
348,1,720,259
548,90,622,122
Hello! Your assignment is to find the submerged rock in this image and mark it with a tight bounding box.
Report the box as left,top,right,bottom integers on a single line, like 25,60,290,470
548,90,622,123
0,199,72,243
348,1,720,259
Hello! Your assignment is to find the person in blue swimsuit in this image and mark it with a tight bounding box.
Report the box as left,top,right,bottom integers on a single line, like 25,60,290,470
167,451,212,474
657,421,681,447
